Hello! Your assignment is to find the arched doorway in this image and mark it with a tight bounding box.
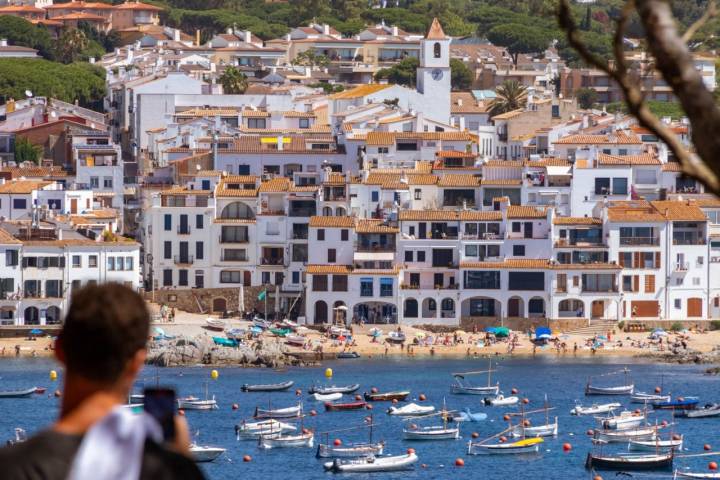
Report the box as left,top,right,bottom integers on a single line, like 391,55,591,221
421,298,436,319
335,206,346,216
507,297,524,317
354,302,397,324
404,298,418,318
528,297,545,318
45,306,62,325
333,301,347,325
314,300,328,324
220,201,255,220
559,299,584,317
440,298,455,319
461,297,501,318
212,297,227,313
322,206,333,216
24,306,39,325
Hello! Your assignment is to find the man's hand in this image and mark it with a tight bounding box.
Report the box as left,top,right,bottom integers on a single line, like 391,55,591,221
171,415,191,457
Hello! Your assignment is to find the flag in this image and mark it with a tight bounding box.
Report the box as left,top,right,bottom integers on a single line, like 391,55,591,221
257,290,266,301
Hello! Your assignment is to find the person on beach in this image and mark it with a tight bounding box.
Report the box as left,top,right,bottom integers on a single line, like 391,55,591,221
0,284,204,480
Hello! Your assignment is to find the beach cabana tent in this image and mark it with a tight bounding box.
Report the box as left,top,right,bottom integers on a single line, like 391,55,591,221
535,327,552,340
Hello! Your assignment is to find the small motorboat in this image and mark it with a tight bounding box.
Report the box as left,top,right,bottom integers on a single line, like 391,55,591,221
259,431,314,449
387,403,435,416
403,425,459,440
177,396,218,410
241,380,294,392
316,441,385,459
451,362,500,396
0,387,38,399
387,331,406,344
309,384,360,395
510,418,559,438
364,391,410,402
6,428,27,445
285,335,306,347
337,352,360,359
629,436,683,452
33,387,46,395
269,328,292,337
585,452,673,471
205,318,226,331
674,471,720,478
571,402,621,416
226,328,246,341
254,403,303,419
598,410,646,430
325,401,367,412
189,444,226,462
235,419,296,439
684,403,720,418
323,452,418,473
631,392,672,404
253,318,272,330
585,368,634,396
468,437,543,455
452,407,487,423
653,398,699,410
313,392,342,402
212,336,238,347
129,393,145,404
593,426,658,443
483,394,519,407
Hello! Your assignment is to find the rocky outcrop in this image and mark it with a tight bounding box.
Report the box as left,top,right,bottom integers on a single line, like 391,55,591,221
640,345,720,365
146,335,308,367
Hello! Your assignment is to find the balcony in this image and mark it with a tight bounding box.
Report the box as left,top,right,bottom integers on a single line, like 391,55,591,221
221,254,248,262
220,235,249,244
498,132,508,142
260,257,285,266
674,262,689,272
581,286,619,293
461,233,502,241
292,232,309,240
177,226,191,235
620,237,660,246
555,239,606,248
672,237,706,246
355,243,396,252
174,255,194,265
288,208,315,217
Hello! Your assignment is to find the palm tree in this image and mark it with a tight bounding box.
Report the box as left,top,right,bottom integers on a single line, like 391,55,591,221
219,66,249,94
489,80,528,117
55,28,88,64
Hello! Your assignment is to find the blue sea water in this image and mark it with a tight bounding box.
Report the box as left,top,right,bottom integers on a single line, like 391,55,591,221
0,356,718,479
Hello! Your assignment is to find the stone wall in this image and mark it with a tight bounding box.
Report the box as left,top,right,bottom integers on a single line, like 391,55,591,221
460,316,590,332
146,286,273,315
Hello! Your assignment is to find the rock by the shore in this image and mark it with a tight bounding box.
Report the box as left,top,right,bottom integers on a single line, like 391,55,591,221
146,335,308,367
641,346,720,365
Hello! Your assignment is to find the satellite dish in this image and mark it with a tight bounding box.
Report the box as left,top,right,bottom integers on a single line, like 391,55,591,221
25,90,33,98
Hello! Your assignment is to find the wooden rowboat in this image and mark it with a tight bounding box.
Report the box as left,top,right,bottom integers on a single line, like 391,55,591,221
316,441,385,458
364,391,409,402
585,452,673,471
325,401,367,412
254,403,303,419
468,437,543,455
241,380,294,392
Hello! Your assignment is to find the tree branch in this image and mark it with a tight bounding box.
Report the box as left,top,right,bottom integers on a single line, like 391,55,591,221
557,0,720,195
682,1,717,43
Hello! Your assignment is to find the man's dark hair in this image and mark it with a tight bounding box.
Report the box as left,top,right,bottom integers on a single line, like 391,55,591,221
59,283,150,383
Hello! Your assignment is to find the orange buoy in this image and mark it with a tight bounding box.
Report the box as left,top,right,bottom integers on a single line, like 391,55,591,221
365,404,373,410
710,462,718,471
471,432,479,439
455,458,465,467
243,455,252,462
295,389,302,396
594,476,603,480
371,387,378,394
705,444,712,451
419,394,426,401
522,398,529,404
563,443,572,452
655,386,662,393
634,409,641,414
586,429,595,436
511,388,519,394
503,414,511,421
334,439,342,446
499,436,507,443
355,394,362,401
310,409,317,416
232,403,239,410
407,448,415,455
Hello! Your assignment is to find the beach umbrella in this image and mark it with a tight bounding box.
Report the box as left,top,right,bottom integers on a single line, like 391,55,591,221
454,330,466,335
597,335,608,340
154,327,166,336
484,327,498,334
334,305,349,311
29,329,43,336
494,327,510,337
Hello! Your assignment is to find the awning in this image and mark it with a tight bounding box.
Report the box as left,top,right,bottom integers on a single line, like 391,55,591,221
354,251,395,261
546,165,572,176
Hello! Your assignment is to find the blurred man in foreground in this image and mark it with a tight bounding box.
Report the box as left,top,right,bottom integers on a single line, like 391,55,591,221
0,283,205,480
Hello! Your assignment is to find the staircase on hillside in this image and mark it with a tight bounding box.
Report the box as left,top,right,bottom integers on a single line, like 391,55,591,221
564,320,618,336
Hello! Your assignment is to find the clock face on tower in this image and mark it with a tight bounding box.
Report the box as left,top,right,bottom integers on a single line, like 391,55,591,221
431,68,443,81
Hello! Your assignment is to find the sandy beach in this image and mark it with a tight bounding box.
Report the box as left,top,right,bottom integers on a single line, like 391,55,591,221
2,302,719,361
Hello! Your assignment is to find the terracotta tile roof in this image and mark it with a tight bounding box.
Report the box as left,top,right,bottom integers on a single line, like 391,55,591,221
289,185,319,193
113,1,163,11
283,111,316,118
212,218,256,224
607,201,666,223
506,205,548,219
525,158,571,167
194,170,222,177
242,110,271,118
458,211,503,221
491,109,523,120
323,172,346,185
216,187,257,198
0,228,21,245
379,181,409,190
450,92,489,114
330,84,392,100
364,173,438,186
258,177,290,193
426,17,447,39
0,5,45,13
650,200,707,221
309,216,355,228
0,167,67,178
46,1,113,9
484,160,524,168
238,126,332,135
355,219,399,234
597,152,660,166
306,264,353,274
365,131,477,146
692,197,720,208
553,216,603,225
176,107,239,117
435,150,478,159
554,132,642,145
661,162,683,172
160,187,211,196
460,259,550,269
53,12,107,21
437,174,481,187
0,180,51,194
481,179,522,186
398,210,461,221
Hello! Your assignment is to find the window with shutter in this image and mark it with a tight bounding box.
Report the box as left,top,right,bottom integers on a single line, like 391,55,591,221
644,275,655,293
633,275,639,292
655,252,661,268
572,275,579,287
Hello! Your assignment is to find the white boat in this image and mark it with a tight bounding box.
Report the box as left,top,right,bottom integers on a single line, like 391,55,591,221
468,437,544,455
177,395,218,410
129,393,144,404
316,442,385,458
313,392,342,402
205,318,226,331
674,471,720,479
511,417,558,438
235,419,296,439
597,410,646,430
387,403,436,416
0,387,38,399
254,403,303,419
259,431,314,449
585,368,634,396
324,453,418,473
629,436,683,452
189,444,226,462
483,394,519,406
571,402,621,416
452,407,488,422
403,425,459,440
631,392,672,404
593,426,658,443
450,362,500,396
685,403,720,419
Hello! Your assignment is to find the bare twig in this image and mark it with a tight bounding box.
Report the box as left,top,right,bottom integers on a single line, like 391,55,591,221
557,0,720,195
682,1,717,43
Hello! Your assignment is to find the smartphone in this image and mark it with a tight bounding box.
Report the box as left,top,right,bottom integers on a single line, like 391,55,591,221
143,387,176,442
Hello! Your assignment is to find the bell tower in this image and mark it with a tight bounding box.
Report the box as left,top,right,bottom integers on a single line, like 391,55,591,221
416,18,451,123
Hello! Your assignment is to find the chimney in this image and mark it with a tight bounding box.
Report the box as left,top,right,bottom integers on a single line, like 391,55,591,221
226,27,233,35
392,26,398,36
173,28,180,42
0,39,7,47
196,29,200,46
244,30,252,43
323,24,330,35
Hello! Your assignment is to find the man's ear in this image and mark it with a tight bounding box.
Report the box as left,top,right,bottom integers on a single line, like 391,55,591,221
54,335,66,366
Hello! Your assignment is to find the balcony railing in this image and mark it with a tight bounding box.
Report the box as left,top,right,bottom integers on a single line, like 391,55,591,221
355,243,396,252
581,286,619,293
221,255,248,262
620,237,660,246
177,226,191,235
174,255,194,265
555,239,605,247
673,238,706,246
260,257,284,266
220,235,249,244
461,233,502,240
674,262,689,271
292,231,308,240
288,209,315,217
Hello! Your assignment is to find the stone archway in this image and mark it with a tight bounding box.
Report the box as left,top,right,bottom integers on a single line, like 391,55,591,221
24,306,39,325
404,298,418,318
46,306,62,325
558,299,584,318
212,297,227,313
507,297,524,317
314,300,328,324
